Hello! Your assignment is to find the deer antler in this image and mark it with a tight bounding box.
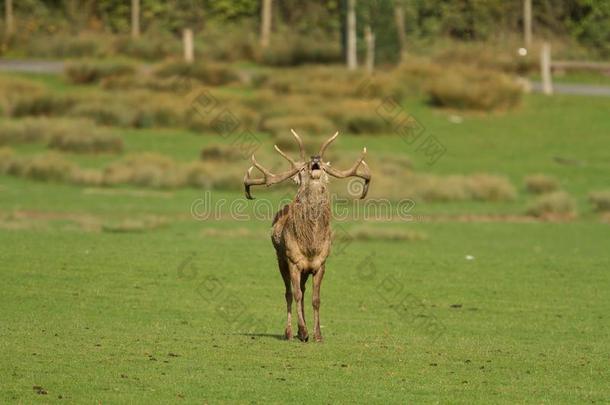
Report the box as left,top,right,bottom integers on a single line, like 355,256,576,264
243,129,307,199
319,132,371,199
319,131,339,159
244,155,304,199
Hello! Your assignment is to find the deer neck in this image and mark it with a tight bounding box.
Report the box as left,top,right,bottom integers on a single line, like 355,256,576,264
289,181,331,254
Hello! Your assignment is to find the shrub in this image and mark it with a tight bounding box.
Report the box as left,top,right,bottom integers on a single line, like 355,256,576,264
65,60,136,84
0,76,46,116
19,153,78,182
70,169,104,186
588,191,610,212
11,93,77,117
68,101,136,127
113,35,178,61
524,174,560,194
102,153,185,188
0,147,16,173
526,191,576,218
397,173,516,202
22,34,107,58
200,145,244,162
259,32,342,66
432,43,538,75
427,66,522,111
324,99,393,134
48,127,123,154
155,61,240,86
466,174,517,201
0,118,48,145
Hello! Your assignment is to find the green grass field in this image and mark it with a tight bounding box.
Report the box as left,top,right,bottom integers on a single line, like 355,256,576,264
1,71,609,403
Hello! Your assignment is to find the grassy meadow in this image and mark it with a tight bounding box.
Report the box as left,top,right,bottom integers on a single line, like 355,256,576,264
1,57,609,404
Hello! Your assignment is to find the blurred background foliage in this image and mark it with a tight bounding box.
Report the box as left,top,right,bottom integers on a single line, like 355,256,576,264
1,0,609,59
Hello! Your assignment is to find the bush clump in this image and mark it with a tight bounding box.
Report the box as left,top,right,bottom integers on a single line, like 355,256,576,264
65,60,136,84
524,174,560,194
113,35,178,61
0,118,48,145
11,93,77,117
588,191,610,212
22,34,107,58
526,191,576,218
427,66,522,111
155,61,240,86
402,173,516,202
48,127,123,154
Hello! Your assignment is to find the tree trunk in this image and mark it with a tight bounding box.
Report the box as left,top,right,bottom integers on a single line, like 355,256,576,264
523,0,532,48
183,28,194,64
347,0,357,70
5,0,14,38
365,25,374,74
131,0,140,39
394,3,407,59
260,0,272,48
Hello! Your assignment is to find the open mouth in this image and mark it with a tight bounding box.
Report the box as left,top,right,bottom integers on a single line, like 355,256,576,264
311,162,322,178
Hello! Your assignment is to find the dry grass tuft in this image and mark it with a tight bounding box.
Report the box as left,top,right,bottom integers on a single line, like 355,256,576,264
524,174,560,194
46,120,123,154
0,118,48,145
65,60,136,84
588,191,610,212
427,65,522,111
526,191,576,218
403,173,517,202
200,145,245,162
155,61,240,86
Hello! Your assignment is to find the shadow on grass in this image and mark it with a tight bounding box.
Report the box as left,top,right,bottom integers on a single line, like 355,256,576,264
238,333,285,341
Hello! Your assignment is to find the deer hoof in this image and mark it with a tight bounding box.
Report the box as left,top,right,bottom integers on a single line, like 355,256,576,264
285,327,293,340
314,333,323,342
297,328,309,342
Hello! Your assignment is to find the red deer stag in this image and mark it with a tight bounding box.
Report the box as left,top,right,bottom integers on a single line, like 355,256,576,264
244,130,371,342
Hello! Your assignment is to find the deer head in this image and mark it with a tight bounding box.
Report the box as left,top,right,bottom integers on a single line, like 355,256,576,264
243,129,371,199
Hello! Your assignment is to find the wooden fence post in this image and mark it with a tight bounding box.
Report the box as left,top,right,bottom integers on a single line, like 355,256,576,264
541,42,553,95
183,28,194,64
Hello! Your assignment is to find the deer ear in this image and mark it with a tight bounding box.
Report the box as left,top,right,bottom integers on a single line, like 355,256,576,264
292,173,301,185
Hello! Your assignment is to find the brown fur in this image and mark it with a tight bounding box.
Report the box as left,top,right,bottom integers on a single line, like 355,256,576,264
244,131,370,342
272,170,330,342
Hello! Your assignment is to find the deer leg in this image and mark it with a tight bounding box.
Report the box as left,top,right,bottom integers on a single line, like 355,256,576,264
300,272,309,326
289,264,308,342
278,258,293,340
312,264,325,342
